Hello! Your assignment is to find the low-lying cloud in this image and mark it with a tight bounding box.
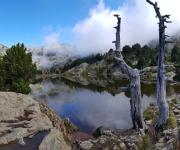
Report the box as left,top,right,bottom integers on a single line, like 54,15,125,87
72,0,180,55
31,0,180,69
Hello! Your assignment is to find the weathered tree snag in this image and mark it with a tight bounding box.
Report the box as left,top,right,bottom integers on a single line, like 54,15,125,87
113,15,144,129
115,57,144,129
112,14,121,51
146,0,171,128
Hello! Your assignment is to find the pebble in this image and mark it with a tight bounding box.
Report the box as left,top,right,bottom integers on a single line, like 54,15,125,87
80,141,94,150
119,142,126,149
173,109,180,115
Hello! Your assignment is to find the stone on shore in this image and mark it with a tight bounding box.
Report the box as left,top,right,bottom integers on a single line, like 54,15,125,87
0,92,71,150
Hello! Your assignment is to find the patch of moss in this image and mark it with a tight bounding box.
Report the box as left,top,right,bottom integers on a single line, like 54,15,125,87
39,102,79,134
143,106,159,124
171,98,178,105
81,69,89,78
163,109,177,129
62,118,79,133
140,132,153,150
169,99,178,109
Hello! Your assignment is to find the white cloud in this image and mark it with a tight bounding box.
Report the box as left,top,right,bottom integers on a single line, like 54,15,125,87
39,0,180,57
72,0,180,56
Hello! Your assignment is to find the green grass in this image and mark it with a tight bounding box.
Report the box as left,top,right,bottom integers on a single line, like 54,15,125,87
143,106,159,124
163,109,177,129
140,131,153,150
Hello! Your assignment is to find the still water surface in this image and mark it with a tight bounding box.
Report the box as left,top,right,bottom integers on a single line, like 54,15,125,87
31,78,180,133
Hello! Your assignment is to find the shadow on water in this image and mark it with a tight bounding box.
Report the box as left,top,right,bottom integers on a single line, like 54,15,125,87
0,131,48,150
31,77,180,133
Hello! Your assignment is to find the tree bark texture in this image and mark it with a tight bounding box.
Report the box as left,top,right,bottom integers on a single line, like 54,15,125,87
113,15,144,129
112,14,121,51
115,56,144,129
146,0,170,128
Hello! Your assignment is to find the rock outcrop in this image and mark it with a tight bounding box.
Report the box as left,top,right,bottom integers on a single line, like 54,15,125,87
140,65,176,82
0,44,8,56
0,92,71,150
61,51,129,89
62,51,178,85
75,95,180,150
77,129,144,150
62,63,178,85
39,129,71,150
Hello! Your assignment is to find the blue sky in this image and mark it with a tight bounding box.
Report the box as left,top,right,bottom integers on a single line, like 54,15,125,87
0,0,125,47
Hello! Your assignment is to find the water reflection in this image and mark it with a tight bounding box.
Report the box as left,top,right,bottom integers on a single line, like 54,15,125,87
31,78,179,133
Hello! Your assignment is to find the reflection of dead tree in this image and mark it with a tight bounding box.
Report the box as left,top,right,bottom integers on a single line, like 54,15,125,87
147,0,172,129
113,15,144,129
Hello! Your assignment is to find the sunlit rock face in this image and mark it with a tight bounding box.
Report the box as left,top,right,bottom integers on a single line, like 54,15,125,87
0,92,53,145
140,65,176,82
0,44,8,56
62,50,129,87
29,44,77,71
0,92,72,150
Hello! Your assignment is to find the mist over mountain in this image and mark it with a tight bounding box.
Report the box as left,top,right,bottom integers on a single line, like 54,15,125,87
1,0,180,70
148,30,180,51
29,44,78,70
1,32,180,71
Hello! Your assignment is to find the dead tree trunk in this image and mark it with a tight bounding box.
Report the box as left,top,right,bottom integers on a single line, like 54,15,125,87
113,15,144,129
146,0,171,128
112,14,121,51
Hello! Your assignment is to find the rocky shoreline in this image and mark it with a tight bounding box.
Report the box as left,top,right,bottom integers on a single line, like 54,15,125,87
0,92,75,150
0,91,180,150
75,94,180,150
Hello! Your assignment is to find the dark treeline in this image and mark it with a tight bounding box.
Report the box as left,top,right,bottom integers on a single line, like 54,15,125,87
62,53,104,72
122,43,157,69
122,43,180,69
61,43,180,72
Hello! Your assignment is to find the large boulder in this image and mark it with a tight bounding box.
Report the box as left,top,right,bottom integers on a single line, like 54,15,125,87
39,129,71,150
0,92,71,150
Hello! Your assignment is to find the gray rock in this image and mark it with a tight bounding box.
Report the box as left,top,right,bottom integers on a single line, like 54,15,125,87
0,92,71,150
0,92,53,145
119,142,126,149
39,128,71,150
93,126,113,137
173,109,180,115
99,136,107,144
79,140,94,150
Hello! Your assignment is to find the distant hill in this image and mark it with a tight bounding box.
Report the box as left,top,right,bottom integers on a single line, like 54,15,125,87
29,44,78,71
0,43,79,71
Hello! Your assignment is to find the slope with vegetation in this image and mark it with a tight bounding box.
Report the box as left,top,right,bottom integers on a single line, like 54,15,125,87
61,53,104,73
61,43,180,85
122,43,157,69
